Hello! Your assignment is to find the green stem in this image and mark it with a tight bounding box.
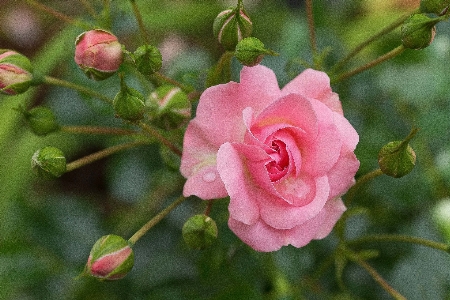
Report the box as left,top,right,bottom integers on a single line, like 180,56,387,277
129,0,150,44
128,195,187,245
80,0,98,19
26,0,91,30
344,168,384,206
305,0,318,67
43,76,114,105
330,10,417,74
351,256,406,300
153,72,193,95
61,125,138,135
348,234,450,253
137,121,183,157
65,140,148,172
332,45,405,84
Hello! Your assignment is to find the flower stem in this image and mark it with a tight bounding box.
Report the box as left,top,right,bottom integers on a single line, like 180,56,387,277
137,121,183,157
80,0,98,19
61,125,137,135
332,45,405,84
305,0,318,68
129,0,150,44
42,76,114,105
153,72,193,95
26,0,91,30
330,10,417,74
348,234,450,253
128,195,187,245
65,140,148,172
344,168,384,206
351,256,406,300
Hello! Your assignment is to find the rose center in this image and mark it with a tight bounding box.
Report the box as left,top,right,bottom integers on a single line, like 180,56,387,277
265,140,289,181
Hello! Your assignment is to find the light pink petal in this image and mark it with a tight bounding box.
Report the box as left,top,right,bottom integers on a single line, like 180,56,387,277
333,112,359,151
273,173,315,206
327,150,360,199
228,217,285,252
180,123,228,199
281,68,342,114
217,142,273,225
285,197,346,247
259,176,330,229
250,94,318,142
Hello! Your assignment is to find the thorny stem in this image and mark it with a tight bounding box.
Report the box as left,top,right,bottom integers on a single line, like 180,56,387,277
61,125,138,136
344,168,384,206
332,45,405,84
43,76,113,105
129,0,151,44
330,10,418,74
348,234,450,254
305,0,318,68
128,195,187,245
26,0,91,30
65,140,148,172
351,257,407,300
137,121,183,157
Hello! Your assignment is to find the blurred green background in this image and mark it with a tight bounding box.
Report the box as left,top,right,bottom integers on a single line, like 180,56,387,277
1,0,450,299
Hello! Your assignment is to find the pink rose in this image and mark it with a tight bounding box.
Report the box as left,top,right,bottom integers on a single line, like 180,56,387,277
180,65,359,252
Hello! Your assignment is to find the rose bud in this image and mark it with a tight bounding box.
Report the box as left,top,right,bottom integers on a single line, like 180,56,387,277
133,45,162,76
378,129,418,178
147,85,191,129
234,37,278,67
213,5,253,51
113,75,145,121
401,14,439,50
0,50,33,95
23,106,59,136
182,214,218,249
85,234,134,280
31,146,66,178
420,0,450,15
74,29,123,80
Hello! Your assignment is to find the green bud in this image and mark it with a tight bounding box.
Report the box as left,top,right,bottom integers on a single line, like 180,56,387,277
0,50,33,95
133,45,162,76
182,214,218,249
378,129,418,178
213,5,253,51
85,234,134,280
23,106,59,136
31,146,66,178
401,14,439,50
235,37,278,67
147,85,191,129
420,0,450,15
113,75,145,121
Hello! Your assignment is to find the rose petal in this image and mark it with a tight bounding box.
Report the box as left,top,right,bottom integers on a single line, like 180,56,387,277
228,217,285,252
327,150,360,199
333,112,359,151
259,176,330,229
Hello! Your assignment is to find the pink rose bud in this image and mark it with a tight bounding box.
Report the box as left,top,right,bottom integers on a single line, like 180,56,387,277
74,29,123,80
85,234,134,280
0,50,33,95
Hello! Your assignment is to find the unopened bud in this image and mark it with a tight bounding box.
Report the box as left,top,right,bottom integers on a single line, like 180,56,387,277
113,75,145,121
74,29,123,80
235,37,278,67
182,214,218,249
401,14,439,50
0,50,33,95
23,106,59,136
147,85,191,129
213,5,253,51
85,234,134,280
420,0,450,15
378,129,418,178
133,45,162,76
31,146,66,178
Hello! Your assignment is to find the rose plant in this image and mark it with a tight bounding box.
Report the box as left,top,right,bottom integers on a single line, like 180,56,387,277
181,65,359,251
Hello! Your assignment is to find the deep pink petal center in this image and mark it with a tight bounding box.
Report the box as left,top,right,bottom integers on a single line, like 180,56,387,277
265,140,289,181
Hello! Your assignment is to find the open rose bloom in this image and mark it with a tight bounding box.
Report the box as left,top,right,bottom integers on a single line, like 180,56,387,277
181,65,359,252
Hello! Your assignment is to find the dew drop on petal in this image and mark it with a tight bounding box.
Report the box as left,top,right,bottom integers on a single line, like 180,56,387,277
202,172,217,183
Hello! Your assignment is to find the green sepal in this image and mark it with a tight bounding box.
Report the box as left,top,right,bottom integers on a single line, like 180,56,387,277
133,45,162,76
31,146,66,178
